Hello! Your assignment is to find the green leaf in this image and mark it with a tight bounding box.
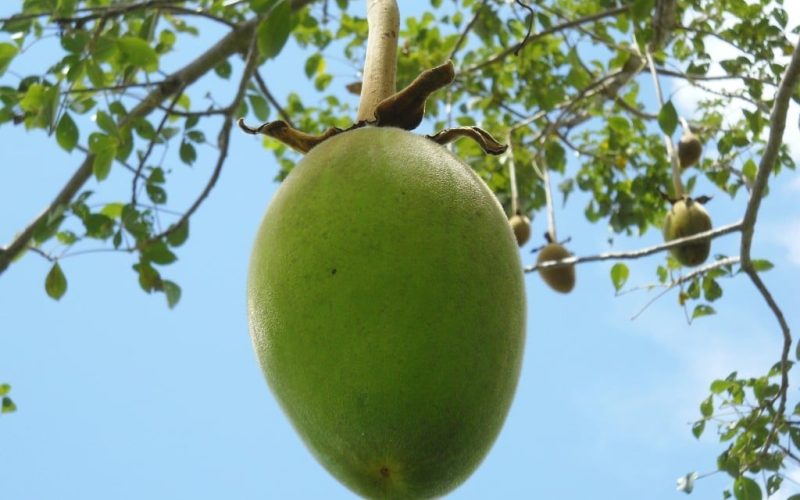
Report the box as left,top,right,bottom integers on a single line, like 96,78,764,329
88,133,119,181
163,280,182,308
214,60,232,79
101,203,125,219
610,263,629,291
146,184,167,204
45,262,67,300
166,220,189,247
710,379,731,394
304,53,323,78
94,110,119,137
691,420,705,438
117,36,159,72
179,141,196,165
250,0,278,13
692,304,716,320
248,94,270,121
751,259,774,272
143,241,177,265
0,384,10,396
135,260,162,292
700,395,713,417
632,0,655,21
0,42,18,77
257,0,292,59
658,100,678,136
1,396,16,414
733,476,761,500
56,112,79,152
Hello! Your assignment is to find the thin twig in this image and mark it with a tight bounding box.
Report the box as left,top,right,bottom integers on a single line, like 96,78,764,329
448,0,488,61
460,5,629,75
132,89,185,206
630,256,740,320
512,0,534,56
149,34,261,243
254,71,295,126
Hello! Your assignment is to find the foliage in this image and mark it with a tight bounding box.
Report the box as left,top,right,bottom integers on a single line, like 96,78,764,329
0,0,798,496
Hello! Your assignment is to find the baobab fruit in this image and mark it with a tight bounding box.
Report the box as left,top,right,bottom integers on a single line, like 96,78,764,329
537,242,576,293
247,127,526,499
662,197,712,267
678,128,702,169
509,213,531,246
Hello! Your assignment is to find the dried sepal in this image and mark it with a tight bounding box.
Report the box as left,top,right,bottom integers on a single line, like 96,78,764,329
372,60,455,130
427,126,508,155
238,119,349,153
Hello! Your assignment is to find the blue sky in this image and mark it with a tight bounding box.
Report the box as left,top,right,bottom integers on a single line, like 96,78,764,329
2,2,800,499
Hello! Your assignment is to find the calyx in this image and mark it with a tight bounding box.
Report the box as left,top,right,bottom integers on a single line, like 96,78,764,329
238,60,507,156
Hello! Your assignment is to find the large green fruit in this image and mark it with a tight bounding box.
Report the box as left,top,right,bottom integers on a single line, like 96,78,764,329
663,198,712,267
248,127,526,498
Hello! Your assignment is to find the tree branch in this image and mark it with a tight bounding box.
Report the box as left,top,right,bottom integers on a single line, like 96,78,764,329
0,0,317,276
739,37,800,419
524,220,743,272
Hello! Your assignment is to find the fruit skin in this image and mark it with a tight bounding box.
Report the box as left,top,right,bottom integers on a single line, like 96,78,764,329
248,127,526,499
536,243,575,293
509,214,531,246
678,130,702,169
662,198,712,267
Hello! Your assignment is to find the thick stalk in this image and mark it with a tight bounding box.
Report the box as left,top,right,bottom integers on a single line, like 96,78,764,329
356,0,399,121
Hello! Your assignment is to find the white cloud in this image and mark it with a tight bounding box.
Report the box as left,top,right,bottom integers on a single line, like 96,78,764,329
581,304,782,450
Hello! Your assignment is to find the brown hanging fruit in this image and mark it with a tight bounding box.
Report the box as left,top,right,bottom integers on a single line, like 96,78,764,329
509,214,531,246
662,197,712,267
677,128,702,169
536,243,576,293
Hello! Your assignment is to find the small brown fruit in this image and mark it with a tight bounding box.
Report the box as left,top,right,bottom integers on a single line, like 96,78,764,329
537,243,576,293
662,198,712,267
678,129,702,169
509,214,531,246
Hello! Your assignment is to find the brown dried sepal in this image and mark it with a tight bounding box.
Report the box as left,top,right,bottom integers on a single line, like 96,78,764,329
427,126,508,156
372,60,456,130
238,119,357,153
238,61,507,156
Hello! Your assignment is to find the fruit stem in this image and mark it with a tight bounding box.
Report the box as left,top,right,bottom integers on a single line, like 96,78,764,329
644,49,684,198
534,156,557,242
679,116,690,131
506,131,520,216
356,0,399,122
